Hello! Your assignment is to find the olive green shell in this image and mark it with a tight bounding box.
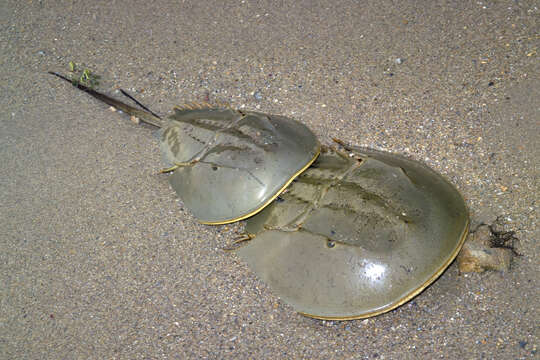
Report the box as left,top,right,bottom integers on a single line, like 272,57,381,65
236,146,469,319
160,106,320,224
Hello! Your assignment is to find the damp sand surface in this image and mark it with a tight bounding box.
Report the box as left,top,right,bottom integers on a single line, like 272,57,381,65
1,1,538,358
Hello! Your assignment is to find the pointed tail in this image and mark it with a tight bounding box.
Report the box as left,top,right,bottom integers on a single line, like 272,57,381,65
48,71,163,128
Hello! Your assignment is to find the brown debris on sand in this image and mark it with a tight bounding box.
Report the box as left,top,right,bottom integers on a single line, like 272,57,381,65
457,220,519,273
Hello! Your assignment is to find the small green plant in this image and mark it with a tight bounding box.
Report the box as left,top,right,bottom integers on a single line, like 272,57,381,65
68,61,100,88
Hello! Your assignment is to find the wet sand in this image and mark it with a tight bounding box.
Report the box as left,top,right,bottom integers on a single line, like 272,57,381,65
1,1,538,358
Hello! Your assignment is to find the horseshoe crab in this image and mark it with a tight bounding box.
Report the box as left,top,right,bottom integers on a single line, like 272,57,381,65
235,143,469,320
162,107,320,224
49,72,320,224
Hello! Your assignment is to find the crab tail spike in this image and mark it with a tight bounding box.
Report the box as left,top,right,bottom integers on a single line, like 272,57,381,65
119,89,162,120
48,71,163,128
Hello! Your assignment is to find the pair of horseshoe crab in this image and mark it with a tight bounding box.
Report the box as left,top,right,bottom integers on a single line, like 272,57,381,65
50,72,469,320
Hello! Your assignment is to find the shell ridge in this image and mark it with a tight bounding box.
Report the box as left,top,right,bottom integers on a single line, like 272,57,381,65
219,128,270,150
280,190,316,206
284,157,362,229
331,180,413,223
174,117,231,133
202,144,252,158
173,119,270,151
195,160,265,187
173,112,248,167
185,132,207,146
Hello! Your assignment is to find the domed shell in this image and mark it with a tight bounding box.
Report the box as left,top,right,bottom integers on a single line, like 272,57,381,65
160,106,320,224
236,146,469,319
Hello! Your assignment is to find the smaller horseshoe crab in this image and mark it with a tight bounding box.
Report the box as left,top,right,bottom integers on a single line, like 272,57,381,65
235,142,469,320
49,72,320,224
161,106,320,224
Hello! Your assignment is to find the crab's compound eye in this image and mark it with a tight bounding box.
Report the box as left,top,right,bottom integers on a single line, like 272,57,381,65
326,240,335,248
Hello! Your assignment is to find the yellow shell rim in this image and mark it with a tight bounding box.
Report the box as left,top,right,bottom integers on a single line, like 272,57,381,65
298,216,470,321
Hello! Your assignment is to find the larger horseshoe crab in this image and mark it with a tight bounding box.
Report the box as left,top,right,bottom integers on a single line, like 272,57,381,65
234,142,469,320
49,72,320,224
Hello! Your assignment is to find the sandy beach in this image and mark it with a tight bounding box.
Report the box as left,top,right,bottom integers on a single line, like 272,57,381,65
1,1,538,358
